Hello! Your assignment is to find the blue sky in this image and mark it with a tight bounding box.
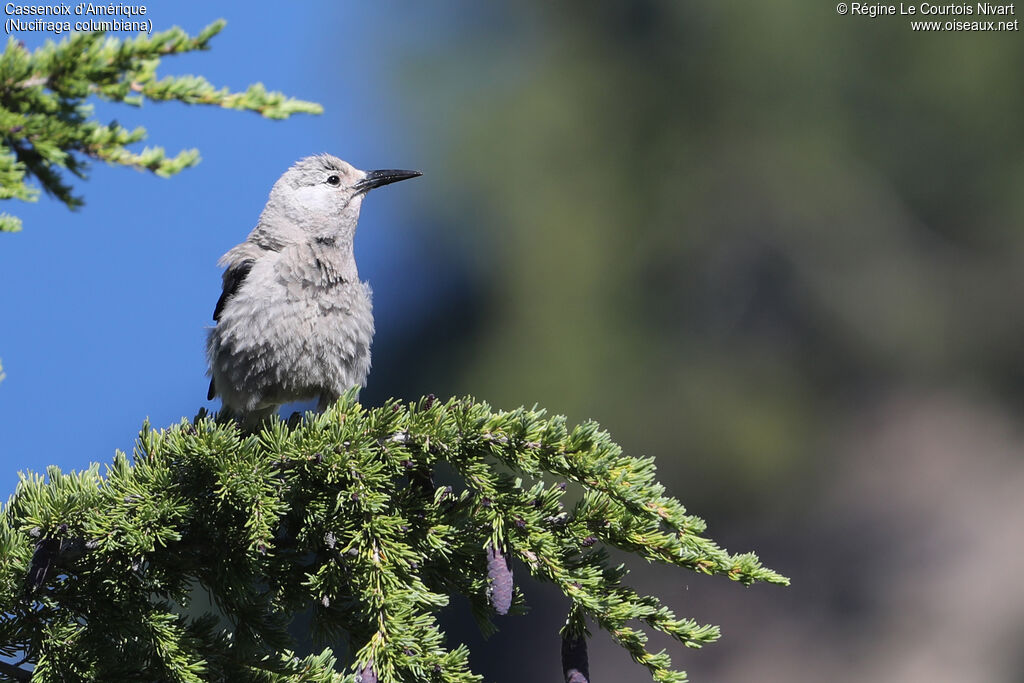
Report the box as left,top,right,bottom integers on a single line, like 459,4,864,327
0,3,447,496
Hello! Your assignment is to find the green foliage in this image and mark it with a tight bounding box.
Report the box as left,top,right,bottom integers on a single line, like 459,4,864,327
0,20,321,232
0,395,786,682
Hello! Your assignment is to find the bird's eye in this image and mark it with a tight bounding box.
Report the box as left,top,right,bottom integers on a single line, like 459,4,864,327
326,175,341,186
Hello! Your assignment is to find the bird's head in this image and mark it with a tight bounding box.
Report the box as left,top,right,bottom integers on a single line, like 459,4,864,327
261,153,421,244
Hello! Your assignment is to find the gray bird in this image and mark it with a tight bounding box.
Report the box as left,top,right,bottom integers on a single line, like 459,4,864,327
206,154,420,424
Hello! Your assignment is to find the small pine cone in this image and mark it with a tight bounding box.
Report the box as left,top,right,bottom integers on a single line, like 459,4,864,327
561,633,590,683
356,661,377,683
486,543,513,615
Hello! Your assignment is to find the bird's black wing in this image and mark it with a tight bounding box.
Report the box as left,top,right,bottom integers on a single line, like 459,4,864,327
213,259,254,322
209,259,254,400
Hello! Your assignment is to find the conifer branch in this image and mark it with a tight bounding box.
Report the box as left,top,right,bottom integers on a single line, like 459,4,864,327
0,395,787,682
0,20,322,233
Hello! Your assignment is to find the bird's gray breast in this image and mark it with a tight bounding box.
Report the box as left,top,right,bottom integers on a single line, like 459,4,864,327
212,244,374,409
272,246,374,393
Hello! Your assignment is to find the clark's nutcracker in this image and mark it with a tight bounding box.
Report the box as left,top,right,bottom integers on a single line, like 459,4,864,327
206,154,420,424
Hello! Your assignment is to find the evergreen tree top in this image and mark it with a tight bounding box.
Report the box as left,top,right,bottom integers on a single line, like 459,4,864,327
0,395,787,682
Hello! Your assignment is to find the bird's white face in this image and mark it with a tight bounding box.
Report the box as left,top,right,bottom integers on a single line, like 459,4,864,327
290,174,364,217
264,154,369,239
286,155,366,216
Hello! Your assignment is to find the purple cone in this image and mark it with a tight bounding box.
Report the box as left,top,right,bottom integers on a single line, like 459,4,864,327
486,543,513,615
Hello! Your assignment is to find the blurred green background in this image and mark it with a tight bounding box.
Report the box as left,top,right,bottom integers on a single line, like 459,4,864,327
356,2,1024,681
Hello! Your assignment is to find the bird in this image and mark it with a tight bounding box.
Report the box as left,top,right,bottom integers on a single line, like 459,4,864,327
205,154,421,425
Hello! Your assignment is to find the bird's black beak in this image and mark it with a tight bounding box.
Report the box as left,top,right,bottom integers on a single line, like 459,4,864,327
354,169,422,193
